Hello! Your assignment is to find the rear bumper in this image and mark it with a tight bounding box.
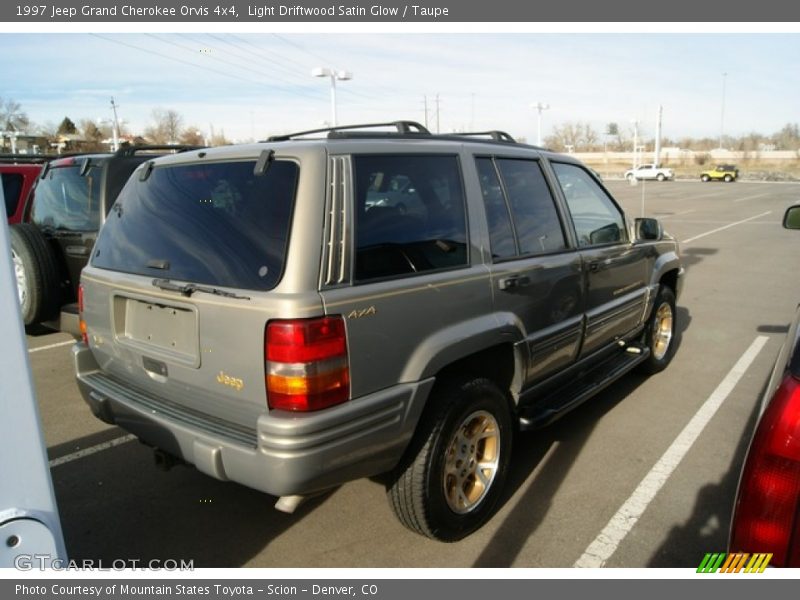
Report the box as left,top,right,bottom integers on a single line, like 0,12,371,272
73,344,433,497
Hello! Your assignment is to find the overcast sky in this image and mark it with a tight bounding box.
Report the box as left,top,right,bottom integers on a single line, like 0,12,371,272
2,32,798,143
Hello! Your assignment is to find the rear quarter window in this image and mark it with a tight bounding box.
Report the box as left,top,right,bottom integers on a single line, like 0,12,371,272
92,159,298,291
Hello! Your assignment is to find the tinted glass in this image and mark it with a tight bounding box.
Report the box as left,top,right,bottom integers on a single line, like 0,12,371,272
30,165,102,231
476,158,516,260
552,162,627,247
2,173,23,217
496,159,566,255
354,155,468,281
92,160,298,291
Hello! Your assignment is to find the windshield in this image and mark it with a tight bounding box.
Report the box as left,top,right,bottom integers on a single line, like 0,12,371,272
30,164,103,231
91,159,298,292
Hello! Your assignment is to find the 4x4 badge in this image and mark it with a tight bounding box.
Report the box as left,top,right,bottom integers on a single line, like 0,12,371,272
347,306,377,320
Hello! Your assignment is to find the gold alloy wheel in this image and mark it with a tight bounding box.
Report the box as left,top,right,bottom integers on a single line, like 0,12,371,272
652,301,674,361
443,410,500,514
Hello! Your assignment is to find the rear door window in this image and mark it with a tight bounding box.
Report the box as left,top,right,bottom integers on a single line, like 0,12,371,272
2,173,23,218
476,157,567,259
353,155,468,282
92,160,298,291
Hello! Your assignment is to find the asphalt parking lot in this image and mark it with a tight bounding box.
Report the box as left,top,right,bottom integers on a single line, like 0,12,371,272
24,179,800,568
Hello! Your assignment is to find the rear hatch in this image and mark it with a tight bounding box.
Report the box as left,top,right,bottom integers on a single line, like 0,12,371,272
82,155,308,431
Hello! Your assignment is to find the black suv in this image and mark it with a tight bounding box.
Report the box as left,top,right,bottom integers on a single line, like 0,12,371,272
11,145,198,332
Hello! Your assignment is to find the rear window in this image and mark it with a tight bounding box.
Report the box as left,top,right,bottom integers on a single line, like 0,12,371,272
2,173,23,218
92,159,298,291
30,164,103,231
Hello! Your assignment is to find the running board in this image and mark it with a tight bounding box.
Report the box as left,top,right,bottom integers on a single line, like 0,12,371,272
517,344,650,431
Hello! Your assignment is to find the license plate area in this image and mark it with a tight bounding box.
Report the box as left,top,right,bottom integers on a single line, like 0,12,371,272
113,295,199,367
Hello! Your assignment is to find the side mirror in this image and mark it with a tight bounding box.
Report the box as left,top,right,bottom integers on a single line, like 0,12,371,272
783,205,800,230
634,217,663,242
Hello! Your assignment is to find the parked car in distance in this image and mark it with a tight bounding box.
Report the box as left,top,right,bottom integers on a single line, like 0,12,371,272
74,121,683,541
10,145,199,334
0,155,48,225
701,164,739,182
729,204,800,566
624,164,674,182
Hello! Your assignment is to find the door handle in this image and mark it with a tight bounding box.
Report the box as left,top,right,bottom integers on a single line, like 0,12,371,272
588,261,601,273
498,275,531,291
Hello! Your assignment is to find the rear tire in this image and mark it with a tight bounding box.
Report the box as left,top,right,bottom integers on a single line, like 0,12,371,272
724,174,733,182
638,285,677,374
657,173,665,182
9,224,62,326
387,377,513,541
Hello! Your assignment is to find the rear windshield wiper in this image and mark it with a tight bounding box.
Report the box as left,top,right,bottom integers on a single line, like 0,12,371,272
152,278,250,300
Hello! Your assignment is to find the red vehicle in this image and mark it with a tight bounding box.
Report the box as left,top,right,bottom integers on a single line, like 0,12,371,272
729,204,800,566
0,156,47,224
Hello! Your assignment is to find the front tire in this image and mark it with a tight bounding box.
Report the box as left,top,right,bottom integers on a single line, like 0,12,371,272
638,285,677,374
387,377,513,541
657,173,665,182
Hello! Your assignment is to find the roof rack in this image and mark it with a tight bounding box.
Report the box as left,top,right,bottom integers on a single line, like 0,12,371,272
453,130,517,143
114,144,203,157
267,121,431,142
0,153,53,164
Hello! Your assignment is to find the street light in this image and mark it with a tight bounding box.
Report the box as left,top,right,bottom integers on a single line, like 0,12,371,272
312,67,353,127
531,102,550,146
719,72,728,150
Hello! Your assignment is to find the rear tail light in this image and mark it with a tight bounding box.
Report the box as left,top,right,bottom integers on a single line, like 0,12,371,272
730,373,800,566
78,284,88,346
265,316,349,411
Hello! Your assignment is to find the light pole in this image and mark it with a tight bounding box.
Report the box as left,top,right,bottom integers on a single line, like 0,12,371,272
719,72,728,150
631,119,639,169
312,67,353,127
531,102,550,146
110,97,121,152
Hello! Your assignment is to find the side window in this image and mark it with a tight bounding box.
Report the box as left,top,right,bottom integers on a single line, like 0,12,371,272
552,162,627,247
476,157,567,260
353,155,468,282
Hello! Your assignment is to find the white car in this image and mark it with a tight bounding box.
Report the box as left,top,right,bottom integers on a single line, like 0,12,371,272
625,164,674,181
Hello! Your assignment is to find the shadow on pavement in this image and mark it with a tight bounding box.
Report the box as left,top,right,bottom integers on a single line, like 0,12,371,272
644,375,766,567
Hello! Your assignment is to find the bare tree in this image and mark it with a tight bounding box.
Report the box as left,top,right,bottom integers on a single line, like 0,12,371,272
545,121,600,152
179,127,204,146
0,97,30,132
80,119,107,151
145,108,184,144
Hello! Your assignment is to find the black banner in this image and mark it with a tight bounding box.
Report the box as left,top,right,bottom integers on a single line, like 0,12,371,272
2,0,799,22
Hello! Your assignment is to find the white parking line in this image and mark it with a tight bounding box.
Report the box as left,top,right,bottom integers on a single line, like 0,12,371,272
682,211,772,244
49,434,137,468
28,340,75,353
574,335,769,568
733,193,771,203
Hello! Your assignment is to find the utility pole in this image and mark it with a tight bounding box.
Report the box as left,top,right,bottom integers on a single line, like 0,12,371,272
470,93,475,130
110,97,121,152
631,119,639,169
531,102,550,146
435,93,440,134
422,95,429,129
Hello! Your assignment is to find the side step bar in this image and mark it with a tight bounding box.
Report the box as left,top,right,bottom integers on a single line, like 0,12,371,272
518,344,650,431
